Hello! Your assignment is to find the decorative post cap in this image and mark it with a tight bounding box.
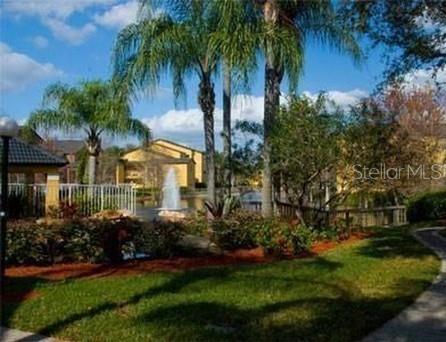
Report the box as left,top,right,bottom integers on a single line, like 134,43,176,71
0,116,19,138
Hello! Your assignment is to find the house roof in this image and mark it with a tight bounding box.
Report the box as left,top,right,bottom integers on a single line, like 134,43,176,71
123,149,195,164
1,138,67,166
153,138,204,154
51,140,84,155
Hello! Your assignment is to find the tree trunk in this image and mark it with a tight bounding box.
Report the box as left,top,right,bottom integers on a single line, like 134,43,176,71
88,154,97,185
86,135,101,185
198,74,216,205
262,0,281,217
223,61,232,197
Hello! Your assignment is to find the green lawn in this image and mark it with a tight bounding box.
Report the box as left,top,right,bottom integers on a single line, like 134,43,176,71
5,226,440,342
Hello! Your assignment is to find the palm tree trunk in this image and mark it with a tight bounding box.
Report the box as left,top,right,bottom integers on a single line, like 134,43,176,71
88,154,97,185
262,0,280,217
199,74,216,205
86,135,101,185
223,61,232,197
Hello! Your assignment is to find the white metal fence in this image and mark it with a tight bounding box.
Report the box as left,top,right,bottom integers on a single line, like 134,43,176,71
6,183,136,218
60,184,136,216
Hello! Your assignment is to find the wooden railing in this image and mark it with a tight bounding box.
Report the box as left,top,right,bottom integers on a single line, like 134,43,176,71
242,200,407,227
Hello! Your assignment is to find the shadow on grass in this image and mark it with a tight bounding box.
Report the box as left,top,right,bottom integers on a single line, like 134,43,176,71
357,227,435,259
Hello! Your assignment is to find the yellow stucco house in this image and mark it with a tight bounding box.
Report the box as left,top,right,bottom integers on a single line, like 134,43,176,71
116,139,205,189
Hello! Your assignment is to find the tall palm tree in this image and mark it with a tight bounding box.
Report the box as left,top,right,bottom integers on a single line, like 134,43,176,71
222,62,232,197
113,0,221,204
259,0,361,217
211,0,261,198
28,80,150,184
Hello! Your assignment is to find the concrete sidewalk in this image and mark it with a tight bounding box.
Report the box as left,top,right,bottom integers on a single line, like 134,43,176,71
363,227,446,342
0,327,56,342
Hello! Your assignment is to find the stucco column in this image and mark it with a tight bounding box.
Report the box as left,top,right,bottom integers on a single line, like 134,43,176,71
45,173,60,213
116,161,125,184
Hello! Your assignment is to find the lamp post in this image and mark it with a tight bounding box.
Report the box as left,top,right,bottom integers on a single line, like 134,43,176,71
0,116,19,325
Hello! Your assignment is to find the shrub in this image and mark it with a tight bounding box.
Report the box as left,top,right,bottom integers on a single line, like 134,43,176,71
6,215,185,265
407,191,446,222
254,218,313,256
133,220,184,258
6,220,58,265
183,210,209,236
209,210,261,250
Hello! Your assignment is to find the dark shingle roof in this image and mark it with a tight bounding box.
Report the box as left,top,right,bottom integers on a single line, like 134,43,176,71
0,138,67,166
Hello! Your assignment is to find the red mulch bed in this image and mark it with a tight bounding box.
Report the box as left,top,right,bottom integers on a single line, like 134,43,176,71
6,232,370,282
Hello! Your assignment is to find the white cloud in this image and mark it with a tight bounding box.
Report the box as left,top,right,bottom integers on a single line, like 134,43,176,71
4,0,115,45
44,18,96,45
94,1,139,29
144,90,368,135
30,35,49,48
0,42,63,91
302,89,368,109
143,95,265,136
4,0,116,19
403,68,446,88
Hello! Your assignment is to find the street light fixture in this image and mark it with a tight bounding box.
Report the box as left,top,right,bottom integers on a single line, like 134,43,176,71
0,116,19,325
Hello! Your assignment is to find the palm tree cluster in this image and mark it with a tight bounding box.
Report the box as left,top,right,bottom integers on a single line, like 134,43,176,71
113,0,360,217
28,80,150,184
29,0,361,217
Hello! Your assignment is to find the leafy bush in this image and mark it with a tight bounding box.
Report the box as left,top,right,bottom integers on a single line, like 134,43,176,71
6,220,58,265
6,215,184,265
209,210,262,250
205,209,314,255
183,210,209,236
254,218,313,256
133,220,184,258
407,191,446,222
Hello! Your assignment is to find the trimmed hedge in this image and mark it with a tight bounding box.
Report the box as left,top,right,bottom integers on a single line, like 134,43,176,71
6,217,183,266
207,209,314,256
407,191,446,222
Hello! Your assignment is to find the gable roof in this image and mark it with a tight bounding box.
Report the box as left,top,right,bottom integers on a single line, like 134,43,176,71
153,138,204,154
1,138,67,166
122,148,195,164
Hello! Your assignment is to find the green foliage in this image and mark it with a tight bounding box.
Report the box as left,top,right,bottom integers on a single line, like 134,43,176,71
28,80,150,184
6,221,56,265
254,218,313,256
341,1,445,84
5,226,439,342
209,210,262,250
133,220,184,258
272,94,344,209
183,210,209,236
204,196,241,219
407,191,446,222
6,216,184,265
205,209,314,255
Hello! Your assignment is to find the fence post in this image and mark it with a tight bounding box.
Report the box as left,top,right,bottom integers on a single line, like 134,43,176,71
392,207,399,226
100,185,104,211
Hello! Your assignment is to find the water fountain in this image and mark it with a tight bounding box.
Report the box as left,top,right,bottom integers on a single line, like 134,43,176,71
158,167,187,220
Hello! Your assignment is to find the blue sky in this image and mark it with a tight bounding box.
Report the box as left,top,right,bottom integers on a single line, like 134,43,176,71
1,0,390,149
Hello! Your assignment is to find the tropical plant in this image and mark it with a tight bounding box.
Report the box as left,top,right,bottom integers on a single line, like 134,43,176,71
210,1,260,198
257,0,361,217
113,0,222,204
28,80,150,184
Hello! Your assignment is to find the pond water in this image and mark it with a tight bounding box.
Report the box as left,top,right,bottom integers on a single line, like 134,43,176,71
135,190,261,221
136,194,206,220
